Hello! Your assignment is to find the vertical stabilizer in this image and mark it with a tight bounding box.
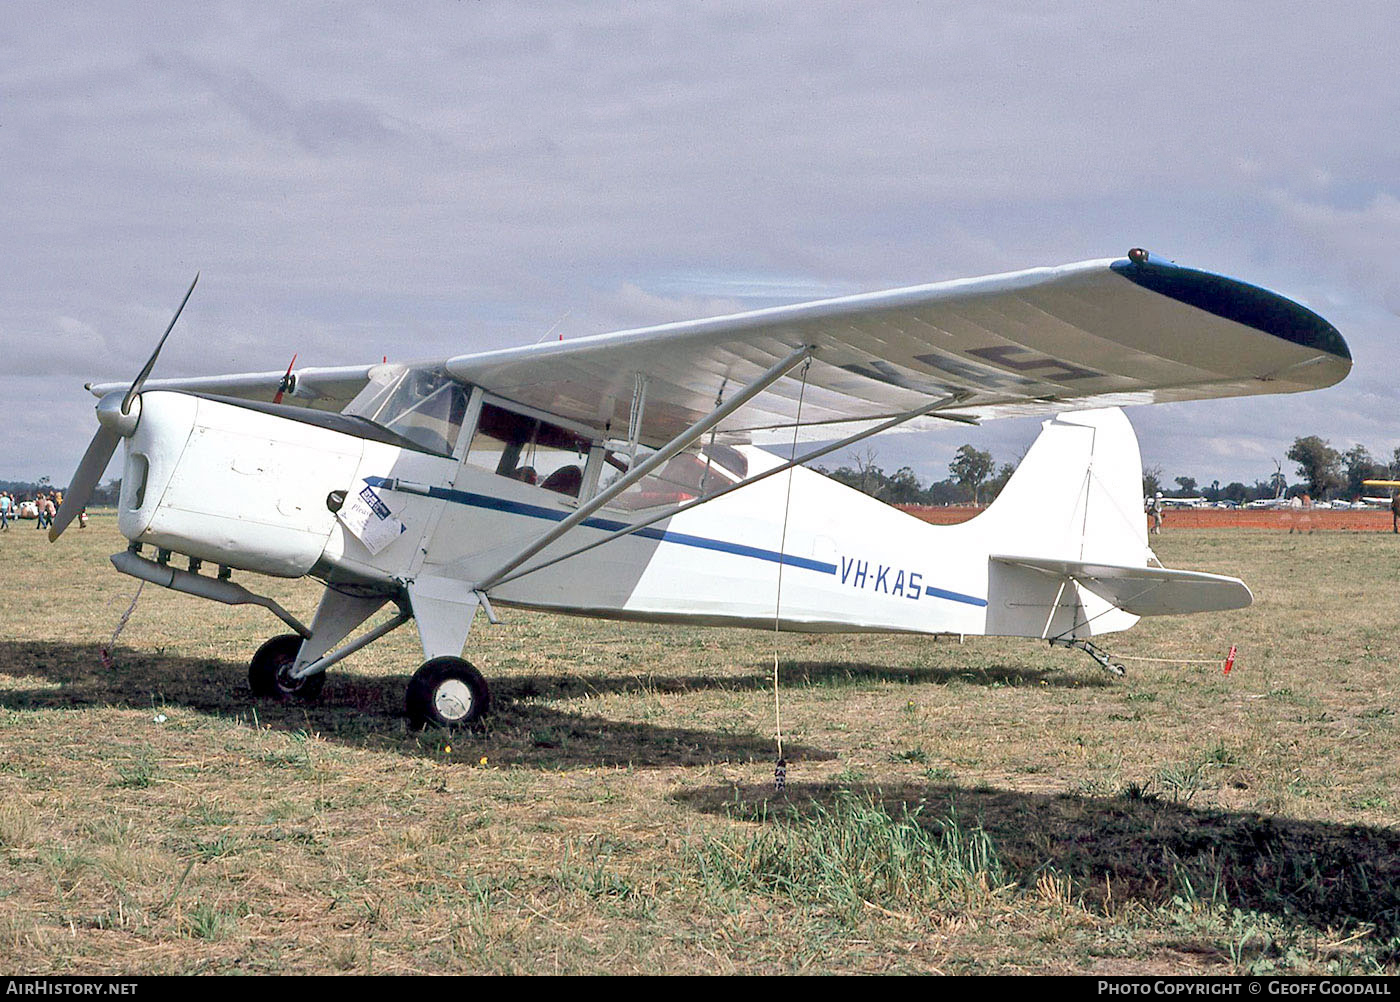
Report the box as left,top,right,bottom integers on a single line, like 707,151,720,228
973,407,1149,564
964,407,1151,638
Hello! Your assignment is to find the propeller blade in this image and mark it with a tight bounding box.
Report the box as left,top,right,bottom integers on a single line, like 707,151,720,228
122,272,199,415
273,353,298,404
49,425,121,541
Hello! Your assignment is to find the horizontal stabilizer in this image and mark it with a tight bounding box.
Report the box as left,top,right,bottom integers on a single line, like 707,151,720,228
989,555,1252,616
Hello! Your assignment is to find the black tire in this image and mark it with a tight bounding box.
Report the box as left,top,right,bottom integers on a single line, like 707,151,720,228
248,633,325,702
406,657,491,730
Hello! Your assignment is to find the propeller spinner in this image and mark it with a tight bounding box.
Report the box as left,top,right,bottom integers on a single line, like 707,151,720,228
49,273,199,541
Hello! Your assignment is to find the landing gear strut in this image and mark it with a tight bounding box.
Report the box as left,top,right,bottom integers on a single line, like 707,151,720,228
406,657,491,730
249,633,326,701
1050,637,1126,677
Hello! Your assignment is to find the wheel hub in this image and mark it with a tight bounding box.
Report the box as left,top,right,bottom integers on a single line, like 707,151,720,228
275,661,302,694
433,679,475,721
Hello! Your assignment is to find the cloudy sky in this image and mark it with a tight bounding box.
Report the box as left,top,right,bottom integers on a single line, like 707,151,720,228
4,3,1397,490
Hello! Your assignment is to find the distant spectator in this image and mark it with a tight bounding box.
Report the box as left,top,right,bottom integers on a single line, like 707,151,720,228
0,491,10,531
1390,492,1399,534
1147,491,1165,535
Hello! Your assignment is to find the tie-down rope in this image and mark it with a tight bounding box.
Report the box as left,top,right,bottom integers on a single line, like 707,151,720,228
772,358,812,791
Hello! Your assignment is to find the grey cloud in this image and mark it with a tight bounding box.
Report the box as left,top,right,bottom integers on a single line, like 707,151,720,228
147,54,414,155
1268,191,1400,314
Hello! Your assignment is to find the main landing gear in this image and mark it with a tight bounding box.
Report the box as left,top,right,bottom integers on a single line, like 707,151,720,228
248,633,326,701
246,582,494,730
247,636,491,730
405,657,491,730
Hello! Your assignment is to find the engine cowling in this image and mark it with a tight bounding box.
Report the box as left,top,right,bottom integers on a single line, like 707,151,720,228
118,392,365,577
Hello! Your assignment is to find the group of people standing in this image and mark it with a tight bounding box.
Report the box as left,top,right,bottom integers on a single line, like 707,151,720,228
0,490,82,531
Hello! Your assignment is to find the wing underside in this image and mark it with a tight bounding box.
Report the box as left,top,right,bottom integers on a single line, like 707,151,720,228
444,254,1350,445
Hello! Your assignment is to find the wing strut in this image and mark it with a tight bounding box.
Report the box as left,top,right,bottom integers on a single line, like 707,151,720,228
474,344,816,591
483,391,976,590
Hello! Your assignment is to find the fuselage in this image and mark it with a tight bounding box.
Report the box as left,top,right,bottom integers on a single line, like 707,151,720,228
117,389,1149,640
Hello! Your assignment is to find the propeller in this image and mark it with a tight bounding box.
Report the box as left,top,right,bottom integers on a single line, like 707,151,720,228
272,353,297,404
122,273,198,415
49,273,200,542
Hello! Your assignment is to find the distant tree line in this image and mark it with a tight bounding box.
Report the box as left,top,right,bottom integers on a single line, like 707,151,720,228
1140,466,1289,505
816,444,1013,506
816,434,1400,508
1145,437,1400,504
1282,438,1400,501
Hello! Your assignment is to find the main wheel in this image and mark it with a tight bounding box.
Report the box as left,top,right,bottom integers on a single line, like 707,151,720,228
248,633,325,702
406,657,491,730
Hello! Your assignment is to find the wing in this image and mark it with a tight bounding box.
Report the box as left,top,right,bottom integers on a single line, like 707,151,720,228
446,252,1350,446
86,363,377,412
81,252,1350,441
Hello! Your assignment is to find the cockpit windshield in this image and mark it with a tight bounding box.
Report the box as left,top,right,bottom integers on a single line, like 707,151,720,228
343,366,469,456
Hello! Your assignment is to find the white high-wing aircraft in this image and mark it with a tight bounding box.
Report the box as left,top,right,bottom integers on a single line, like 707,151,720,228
52,250,1350,729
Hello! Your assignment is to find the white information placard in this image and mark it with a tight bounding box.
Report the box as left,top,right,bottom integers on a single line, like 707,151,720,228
336,485,405,555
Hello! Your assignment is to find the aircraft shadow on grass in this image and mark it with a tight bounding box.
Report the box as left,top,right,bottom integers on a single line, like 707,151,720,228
0,640,838,769
0,639,1094,757
676,780,1400,943
451,658,1106,701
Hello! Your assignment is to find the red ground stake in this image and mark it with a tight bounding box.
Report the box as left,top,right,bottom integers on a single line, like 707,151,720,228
1223,645,1237,674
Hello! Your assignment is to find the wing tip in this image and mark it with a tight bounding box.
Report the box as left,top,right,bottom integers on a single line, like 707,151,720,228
1110,253,1351,363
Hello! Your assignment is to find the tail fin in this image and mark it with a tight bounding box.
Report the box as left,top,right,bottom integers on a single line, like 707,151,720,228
972,407,1150,565
958,408,1249,638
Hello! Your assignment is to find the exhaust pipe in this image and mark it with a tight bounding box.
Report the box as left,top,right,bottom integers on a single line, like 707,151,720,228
110,549,311,638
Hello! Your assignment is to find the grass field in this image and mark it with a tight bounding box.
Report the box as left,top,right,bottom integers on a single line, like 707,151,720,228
2,513,1399,974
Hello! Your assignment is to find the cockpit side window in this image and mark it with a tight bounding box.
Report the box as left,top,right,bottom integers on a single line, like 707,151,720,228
465,402,590,498
599,443,749,511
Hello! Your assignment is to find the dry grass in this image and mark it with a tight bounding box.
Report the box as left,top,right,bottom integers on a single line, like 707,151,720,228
2,512,1399,973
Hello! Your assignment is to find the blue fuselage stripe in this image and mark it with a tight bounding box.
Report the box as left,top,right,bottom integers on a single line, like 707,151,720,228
367,477,987,606
925,586,988,608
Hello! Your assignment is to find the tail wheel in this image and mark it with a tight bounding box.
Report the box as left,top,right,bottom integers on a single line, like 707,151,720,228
406,657,490,730
248,633,325,702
